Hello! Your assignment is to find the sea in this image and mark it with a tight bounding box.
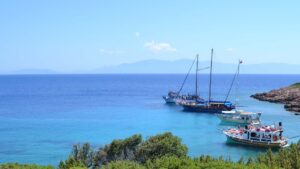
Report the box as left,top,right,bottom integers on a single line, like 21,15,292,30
0,74,300,165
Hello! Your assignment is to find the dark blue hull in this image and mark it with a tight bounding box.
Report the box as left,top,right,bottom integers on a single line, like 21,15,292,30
182,105,234,114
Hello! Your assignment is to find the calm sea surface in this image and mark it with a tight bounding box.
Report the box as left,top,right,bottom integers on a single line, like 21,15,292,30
0,74,300,165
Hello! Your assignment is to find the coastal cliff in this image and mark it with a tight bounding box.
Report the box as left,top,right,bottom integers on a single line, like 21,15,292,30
251,83,300,113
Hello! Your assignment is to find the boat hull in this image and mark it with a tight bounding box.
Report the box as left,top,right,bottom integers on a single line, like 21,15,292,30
225,135,287,148
182,104,234,114
217,114,260,125
162,96,177,104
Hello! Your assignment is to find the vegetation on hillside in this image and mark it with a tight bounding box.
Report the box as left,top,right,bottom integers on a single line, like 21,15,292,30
58,132,187,168
1,132,300,169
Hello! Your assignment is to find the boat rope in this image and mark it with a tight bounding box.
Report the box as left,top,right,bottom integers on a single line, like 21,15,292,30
288,135,300,139
197,66,210,71
177,56,197,96
224,61,241,102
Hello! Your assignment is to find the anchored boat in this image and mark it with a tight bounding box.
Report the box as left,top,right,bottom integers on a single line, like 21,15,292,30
163,91,199,104
178,100,235,113
217,110,261,125
223,122,288,148
162,91,180,104
177,49,236,113
163,54,200,104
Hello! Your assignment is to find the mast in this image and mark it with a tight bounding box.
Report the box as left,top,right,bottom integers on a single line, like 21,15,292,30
235,60,242,105
195,54,199,96
208,48,213,103
176,56,197,96
225,60,242,102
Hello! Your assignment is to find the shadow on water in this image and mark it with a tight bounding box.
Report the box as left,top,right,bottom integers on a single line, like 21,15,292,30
163,103,184,112
224,142,278,153
218,122,248,127
180,109,217,115
164,103,177,107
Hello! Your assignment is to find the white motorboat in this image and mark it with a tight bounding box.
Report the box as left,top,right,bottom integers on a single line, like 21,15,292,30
217,110,261,125
223,122,288,148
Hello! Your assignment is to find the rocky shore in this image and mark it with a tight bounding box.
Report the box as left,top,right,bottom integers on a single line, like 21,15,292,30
251,83,300,113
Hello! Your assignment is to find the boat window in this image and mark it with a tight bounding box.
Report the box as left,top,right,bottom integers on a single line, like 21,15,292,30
250,132,257,137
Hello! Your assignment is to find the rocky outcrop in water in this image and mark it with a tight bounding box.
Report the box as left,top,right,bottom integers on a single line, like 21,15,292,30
251,83,300,113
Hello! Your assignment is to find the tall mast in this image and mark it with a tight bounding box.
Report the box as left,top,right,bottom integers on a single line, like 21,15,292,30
225,60,242,102
235,60,242,105
208,48,213,103
195,54,199,96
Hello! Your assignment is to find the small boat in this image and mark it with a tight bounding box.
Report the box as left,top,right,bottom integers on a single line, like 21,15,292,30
162,91,180,104
163,54,202,104
223,122,288,148
217,110,261,125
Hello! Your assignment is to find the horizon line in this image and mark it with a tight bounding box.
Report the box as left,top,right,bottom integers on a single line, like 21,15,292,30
1,73,300,76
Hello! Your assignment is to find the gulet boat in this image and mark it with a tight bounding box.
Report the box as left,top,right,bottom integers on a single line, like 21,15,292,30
177,49,236,113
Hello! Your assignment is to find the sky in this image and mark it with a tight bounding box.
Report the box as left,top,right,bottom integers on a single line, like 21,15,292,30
0,0,300,73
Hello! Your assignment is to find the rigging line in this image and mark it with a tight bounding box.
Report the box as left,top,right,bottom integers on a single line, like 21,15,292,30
197,66,210,71
288,135,300,139
235,60,240,106
209,48,213,103
177,55,197,96
224,62,240,102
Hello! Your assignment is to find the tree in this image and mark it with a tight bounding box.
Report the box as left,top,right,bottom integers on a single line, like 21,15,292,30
59,143,93,169
93,134,142,168
246,157,254,165
136,132,188,163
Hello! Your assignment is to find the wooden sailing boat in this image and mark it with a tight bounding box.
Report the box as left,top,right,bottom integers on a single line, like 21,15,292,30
162,55,201,104
177,49,235,113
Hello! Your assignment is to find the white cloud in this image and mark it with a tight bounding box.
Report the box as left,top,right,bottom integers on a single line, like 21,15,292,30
144,40,177,52
135,32,140,38
227,48,235,52
99,48,124,55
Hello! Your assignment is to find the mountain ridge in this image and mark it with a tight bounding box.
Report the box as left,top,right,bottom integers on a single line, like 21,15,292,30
1,59,300,74
94,59,300,74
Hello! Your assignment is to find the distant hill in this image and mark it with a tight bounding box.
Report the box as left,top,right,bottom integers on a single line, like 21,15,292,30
2,60,300,74
94,59,300,74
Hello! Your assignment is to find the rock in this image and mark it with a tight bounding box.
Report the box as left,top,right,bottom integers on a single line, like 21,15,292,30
251,83,300,113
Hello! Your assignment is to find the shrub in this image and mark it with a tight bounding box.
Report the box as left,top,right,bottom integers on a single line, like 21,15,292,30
136,132,188,163
102,161,145,169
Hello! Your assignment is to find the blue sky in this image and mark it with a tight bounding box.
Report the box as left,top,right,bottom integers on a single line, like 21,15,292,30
1,0,300,72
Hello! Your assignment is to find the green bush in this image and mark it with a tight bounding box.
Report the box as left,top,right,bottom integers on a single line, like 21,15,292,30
136,132,188,163
93,134,142,167
0,163,53,169
102,161,145,169
59,132,187,168
256,142,300,169
146,156,269,169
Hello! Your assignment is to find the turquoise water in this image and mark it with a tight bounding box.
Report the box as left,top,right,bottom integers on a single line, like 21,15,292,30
0,74,300,165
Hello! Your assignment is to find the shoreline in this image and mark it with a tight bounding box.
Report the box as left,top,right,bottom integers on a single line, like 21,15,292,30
251,83,300,113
